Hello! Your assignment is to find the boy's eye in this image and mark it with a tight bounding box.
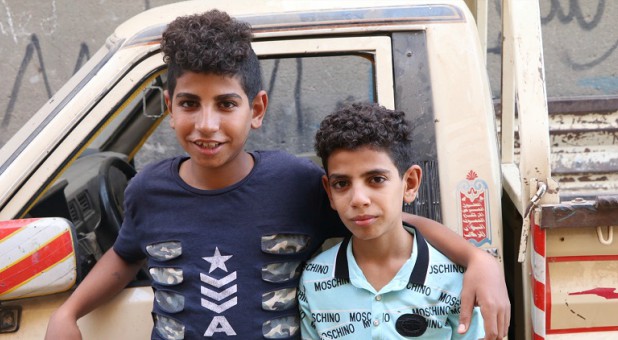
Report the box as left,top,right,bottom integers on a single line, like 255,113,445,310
179,100,198,108
330,180,348,190
369,176,387,185
219,101,238,110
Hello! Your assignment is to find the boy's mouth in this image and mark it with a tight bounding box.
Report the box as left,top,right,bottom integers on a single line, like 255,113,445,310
194,141,222,149
351,215,377,226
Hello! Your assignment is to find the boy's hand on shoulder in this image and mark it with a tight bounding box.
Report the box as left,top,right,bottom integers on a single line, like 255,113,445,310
45,307,82,340
458,250,510,340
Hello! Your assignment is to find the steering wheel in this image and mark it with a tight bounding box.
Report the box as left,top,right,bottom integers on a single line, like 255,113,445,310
98,156,137,237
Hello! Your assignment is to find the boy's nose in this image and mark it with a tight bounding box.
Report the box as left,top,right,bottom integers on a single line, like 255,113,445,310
195,108,220,133
350,186,371,208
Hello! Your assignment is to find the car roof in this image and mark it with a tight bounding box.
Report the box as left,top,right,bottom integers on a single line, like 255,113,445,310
112,0,469,48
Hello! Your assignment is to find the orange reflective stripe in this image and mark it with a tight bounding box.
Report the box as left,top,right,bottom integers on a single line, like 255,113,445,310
0,230,73,295
0,218,40,242
0,226,22,242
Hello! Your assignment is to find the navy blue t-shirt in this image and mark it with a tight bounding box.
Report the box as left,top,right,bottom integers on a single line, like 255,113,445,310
113,150,344,339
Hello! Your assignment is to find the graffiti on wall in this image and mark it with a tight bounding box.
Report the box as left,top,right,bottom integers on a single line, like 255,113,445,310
1,34,90,128
486,0,617,96
541,0,617,71
0,1,158,146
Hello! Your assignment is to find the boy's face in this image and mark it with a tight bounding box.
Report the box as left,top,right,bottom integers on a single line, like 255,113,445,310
322,146,421,242
164,72,266,182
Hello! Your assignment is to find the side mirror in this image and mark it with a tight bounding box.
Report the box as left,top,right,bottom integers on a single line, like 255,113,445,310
0,217,77,301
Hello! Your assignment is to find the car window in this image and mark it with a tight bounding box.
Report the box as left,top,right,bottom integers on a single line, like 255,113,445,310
247,55,373,155
133,53,374,169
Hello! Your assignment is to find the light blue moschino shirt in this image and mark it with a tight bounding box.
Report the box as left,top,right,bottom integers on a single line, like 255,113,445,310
298,224,484,339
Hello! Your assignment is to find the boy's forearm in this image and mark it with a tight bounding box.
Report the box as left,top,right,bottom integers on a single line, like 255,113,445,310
57,248,143,319
402,213,510,337
402,213,477,267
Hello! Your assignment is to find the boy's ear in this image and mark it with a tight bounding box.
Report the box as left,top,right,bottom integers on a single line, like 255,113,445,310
321,174,336,210
403,165,422,204
250,90,268,129
164,90,175,129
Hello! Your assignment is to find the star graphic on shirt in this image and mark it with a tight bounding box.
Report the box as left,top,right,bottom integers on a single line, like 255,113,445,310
203,247,233,273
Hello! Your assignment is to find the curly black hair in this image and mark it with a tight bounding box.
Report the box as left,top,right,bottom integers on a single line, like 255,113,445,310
315,102,414,176
161,10,262,100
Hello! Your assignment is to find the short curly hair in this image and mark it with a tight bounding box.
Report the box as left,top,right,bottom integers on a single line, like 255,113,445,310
161,10,262,100
315,102,414,177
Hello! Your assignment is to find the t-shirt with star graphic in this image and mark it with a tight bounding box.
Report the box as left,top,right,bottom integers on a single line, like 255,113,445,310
113,150,344,339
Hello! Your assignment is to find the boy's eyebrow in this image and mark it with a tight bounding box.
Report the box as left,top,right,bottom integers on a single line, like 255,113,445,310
328,168,391,180
327,173,349,181
214,93,243,101
173,93,243,101
365,168,391,175
175,92,200,100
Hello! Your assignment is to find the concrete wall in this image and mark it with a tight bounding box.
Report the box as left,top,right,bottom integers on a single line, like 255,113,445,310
1,0,617,147
486,0,618,99
0,0,178,146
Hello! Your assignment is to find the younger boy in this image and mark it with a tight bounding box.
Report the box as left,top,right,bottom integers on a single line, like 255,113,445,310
46,9,505,340
299,102,484,339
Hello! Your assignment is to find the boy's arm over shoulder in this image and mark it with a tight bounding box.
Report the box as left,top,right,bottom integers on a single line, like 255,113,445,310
424,245,485,340
45,249,144,340
460,250,509,340
402,213,510,339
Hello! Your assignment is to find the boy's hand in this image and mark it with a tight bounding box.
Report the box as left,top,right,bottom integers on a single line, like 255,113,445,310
458,251,510,339
44,249,142,340
402,213,510,338
45,308,82,340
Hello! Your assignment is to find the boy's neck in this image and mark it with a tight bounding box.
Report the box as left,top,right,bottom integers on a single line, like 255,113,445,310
351,223,413,291
179,151,255,190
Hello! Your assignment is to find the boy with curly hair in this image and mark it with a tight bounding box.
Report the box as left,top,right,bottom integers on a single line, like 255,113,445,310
46,10,507,340
299,102,484,339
